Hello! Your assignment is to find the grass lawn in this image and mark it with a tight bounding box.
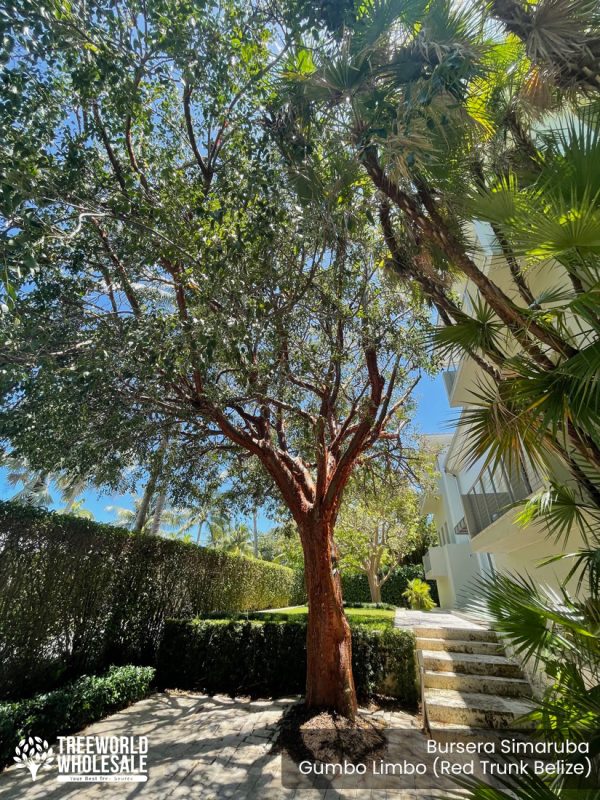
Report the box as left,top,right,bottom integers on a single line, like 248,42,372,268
253,605,396,629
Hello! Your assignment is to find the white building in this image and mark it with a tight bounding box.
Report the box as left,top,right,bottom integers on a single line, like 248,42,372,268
421,226,588,610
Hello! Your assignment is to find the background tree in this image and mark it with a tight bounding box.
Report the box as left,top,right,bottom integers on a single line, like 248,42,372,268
0,0,432,718
258,518,305,570
0,453,91,514
336,468,434,602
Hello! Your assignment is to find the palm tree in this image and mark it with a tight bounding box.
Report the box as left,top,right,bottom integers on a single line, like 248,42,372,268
106,495,185,536
133,431,171,532
59,498,93,519
55,473,89,513
205,514,234,549
488,0,600,94
284,0,600,525
1,454,52,507
1,453,92,513
280,6,599,794
223,523,253,557
444,113,600,512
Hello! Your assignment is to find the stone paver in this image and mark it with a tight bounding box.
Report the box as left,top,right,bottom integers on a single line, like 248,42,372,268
0,692,466,800
394,609,486,630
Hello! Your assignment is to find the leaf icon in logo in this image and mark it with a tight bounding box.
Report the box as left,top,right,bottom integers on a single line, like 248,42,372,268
13,735,54,781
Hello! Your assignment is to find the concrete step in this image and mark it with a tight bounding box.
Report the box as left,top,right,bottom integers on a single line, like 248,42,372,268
425,689,535,730
416,637,504,656
427,721,532,745
422,650,524,679
415,626,497,643
423,670,533,698
427,720,495,742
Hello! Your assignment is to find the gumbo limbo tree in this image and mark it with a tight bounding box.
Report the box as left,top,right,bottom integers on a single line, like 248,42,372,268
0,0,430,717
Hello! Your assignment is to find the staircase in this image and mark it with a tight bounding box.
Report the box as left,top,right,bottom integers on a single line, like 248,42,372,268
416,624,535,736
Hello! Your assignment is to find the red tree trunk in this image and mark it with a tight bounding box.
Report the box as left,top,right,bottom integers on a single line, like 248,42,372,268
300,512,358,719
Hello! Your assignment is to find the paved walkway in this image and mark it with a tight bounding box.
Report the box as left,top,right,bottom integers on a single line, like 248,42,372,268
0,692,469,800
394,609,487,630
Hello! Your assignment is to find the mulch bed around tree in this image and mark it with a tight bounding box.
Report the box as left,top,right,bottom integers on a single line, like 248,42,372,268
274,702,387,767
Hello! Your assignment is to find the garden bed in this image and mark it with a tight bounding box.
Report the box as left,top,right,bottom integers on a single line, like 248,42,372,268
275,702,387,769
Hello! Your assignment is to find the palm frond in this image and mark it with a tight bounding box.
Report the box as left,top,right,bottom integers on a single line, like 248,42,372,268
538,110,600,205
516,483,600,546
351,0,427,53
504,341,600,440
528,660,600,752
449,768,564,799
429,296,506,361
465,173,525,226
471,573,600,670
568,285,600,329
541,547,600,599
458,378,553,474
471,573,575,666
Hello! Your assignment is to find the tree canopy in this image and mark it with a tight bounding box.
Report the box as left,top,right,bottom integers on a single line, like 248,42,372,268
2,0,599,731
0,0,435,717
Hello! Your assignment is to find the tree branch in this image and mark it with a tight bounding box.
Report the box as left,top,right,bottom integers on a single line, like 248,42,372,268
183,83,212,187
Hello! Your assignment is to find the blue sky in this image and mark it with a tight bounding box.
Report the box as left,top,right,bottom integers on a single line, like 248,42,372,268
1,372,451,532
413,372,453,436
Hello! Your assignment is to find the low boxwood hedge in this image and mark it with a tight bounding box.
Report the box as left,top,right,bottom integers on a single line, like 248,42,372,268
0,665,155,769
157,619,418,708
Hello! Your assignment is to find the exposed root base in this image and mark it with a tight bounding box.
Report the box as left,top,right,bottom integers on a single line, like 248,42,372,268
275,702,387,767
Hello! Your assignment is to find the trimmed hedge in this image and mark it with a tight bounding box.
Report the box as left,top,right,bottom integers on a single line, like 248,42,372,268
157,619,418,708
341,565,439,606
0,665,155,768
0,501,304,699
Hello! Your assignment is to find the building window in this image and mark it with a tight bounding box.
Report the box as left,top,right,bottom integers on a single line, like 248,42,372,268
462,457,543,538
439,521,449,546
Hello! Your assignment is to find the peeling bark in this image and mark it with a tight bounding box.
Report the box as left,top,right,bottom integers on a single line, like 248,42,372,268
300,512,357,718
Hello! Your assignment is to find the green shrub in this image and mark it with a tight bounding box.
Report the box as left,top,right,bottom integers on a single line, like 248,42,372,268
0,665,155,768
340,565,439,606
403,578,436,610
157,619,417,707
343,601,396,610
0,501,304,699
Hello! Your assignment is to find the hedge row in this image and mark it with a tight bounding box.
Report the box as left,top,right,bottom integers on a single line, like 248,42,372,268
0,501,304,699
0,665,155,768
157,619,418,708
341,564,439,606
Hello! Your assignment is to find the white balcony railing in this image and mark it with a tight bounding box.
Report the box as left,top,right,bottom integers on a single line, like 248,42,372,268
423,552,431,574
462,458,543,538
